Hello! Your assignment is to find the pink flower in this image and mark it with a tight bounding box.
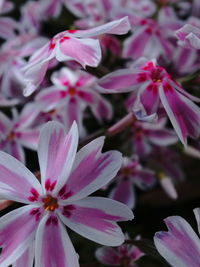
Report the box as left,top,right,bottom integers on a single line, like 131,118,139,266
154,208,200,267
22,17,130,96
97,58,200,145
96,235,144,266
129,118,178,157
109,157,156,209
20,0,63,33
0,103,40,163
0,121,133,266
36,67,112,136
123,7,182,60
0,33,47,98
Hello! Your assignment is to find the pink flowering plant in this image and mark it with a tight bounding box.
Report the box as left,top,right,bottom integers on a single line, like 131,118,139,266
0,0,200,266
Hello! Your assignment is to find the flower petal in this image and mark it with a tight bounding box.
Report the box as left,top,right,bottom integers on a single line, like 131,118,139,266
17,129,40,151
71,17,130,37
147,129,178,146
123,27,152,59
0,205,38,267
139,82,160,115
133,169,156,190
95,247,119,265
36,87,63,111
159,84,200,145
0,151,42,203
97,69,141,93
35,214,79,267
56,37,101,67
193,208,200,236
62,136,122,201
90,92,113,121
13,243,34,267
0,111,11,133
23,60,50,96
59,197,134,246
38,121,78,194
154,216,200,267
110,179,136,209
6,142,25,163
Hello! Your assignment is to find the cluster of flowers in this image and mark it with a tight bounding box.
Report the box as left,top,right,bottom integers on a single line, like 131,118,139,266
0,0,200,266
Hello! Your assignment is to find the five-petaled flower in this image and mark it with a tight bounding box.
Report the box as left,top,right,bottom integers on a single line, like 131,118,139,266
22,16,130,96
96,58,200,145
0,121,133,266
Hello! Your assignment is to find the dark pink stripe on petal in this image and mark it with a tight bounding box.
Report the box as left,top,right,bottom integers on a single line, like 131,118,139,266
64,206,119,233
66,149,112,196
160,83,200,144
35,215,79,267
0,206,38,266
155,216,200,266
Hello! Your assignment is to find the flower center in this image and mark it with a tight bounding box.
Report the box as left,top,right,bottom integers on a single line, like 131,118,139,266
43,195,58,211
151,67,165,83
121,167,132,177
68,87,76,96
6,131,16,141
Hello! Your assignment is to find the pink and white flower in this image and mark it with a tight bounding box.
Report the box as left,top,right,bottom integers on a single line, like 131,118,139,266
0,33,47,98
96,235,145,266
109,157,156,209
129,118,178,157
36,67,112,136
20,0,63,33
0,103,40,163
96,58,200,145
22,17,130,96
0,121,133,266
154,208,200,267
123,7,182,60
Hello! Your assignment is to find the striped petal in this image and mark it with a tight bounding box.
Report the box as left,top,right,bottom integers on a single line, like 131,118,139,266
61,136,122,202
35,214,79,267
38,121,78,194
154,216,200,267
0,151,42,203
58,197,134,246
56,37,101,68
69,17,130,38
13,243,34,267
0,205,38,267
110,179,136,209
159,84,200,145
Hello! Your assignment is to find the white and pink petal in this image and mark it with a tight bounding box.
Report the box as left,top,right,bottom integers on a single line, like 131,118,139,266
38,121,78,194
154,216,200,267
59,197,133,246
0,151,42,203
35,214,79,267
62,136,122,201
0,205,39,267
56,37,101,68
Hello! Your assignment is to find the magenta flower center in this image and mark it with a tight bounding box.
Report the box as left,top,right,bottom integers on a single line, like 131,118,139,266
68,86,77,96
150,67,165,83
43,195,58,211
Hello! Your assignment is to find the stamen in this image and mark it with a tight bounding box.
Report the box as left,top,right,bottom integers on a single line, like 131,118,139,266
43,195,58,211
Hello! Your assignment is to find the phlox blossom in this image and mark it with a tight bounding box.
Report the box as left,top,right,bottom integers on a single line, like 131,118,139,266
0,121,133,267
22,17,130,96
96,58,200,145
